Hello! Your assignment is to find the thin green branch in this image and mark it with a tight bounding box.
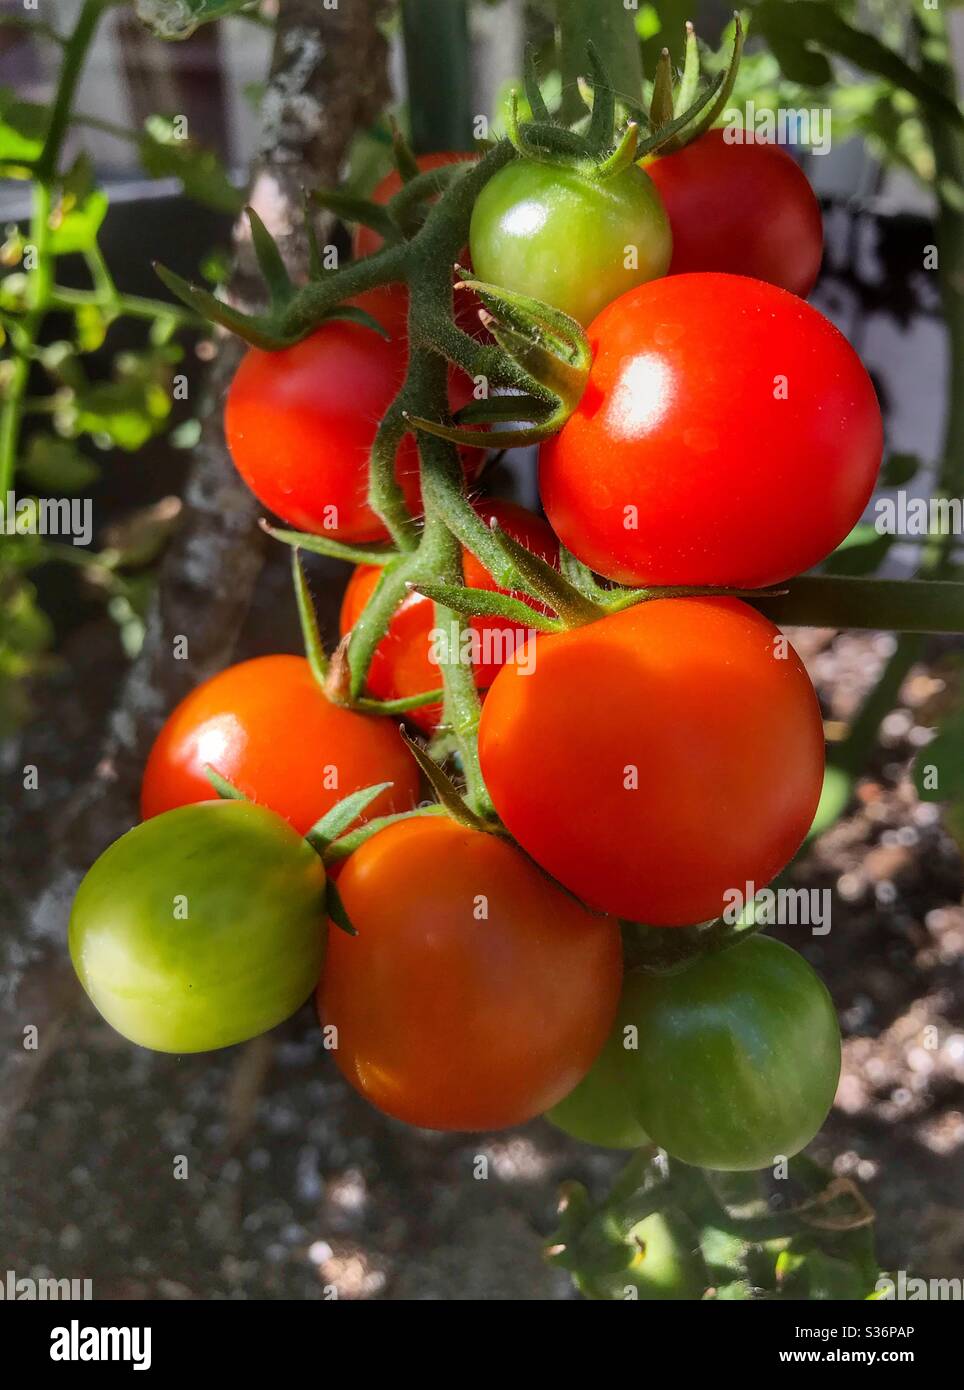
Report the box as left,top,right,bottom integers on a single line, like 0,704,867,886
754,576,964,633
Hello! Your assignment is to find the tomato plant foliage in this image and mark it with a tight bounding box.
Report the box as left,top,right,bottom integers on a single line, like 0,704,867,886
59,0,962,1302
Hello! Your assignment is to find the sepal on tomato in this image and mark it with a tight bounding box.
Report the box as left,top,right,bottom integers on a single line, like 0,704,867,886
408,270,591,447
639,14,745,156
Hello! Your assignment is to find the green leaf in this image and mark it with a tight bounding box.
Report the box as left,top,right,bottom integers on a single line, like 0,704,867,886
882,452,920,487
60,348,176,450
133,0,255,41
0,569,54,736
290,549,327,685
410,579,561,631
61,150,95,203
914,685,964,808
20,434,99,493
755,0,964,127
398,729,488,833
0,87,47,170
139,117,243,213
807,763,854,840
711,1280,755,1301
822,522,894,577
203,765,248,800
305,783,394,854
325,879,358,937
46,188,108,256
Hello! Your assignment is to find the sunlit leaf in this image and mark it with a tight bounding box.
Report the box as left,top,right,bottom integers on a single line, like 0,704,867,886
139,116,243,213
46,188,109,255
133,0,257,41
0,87,47,171
822,523,894,577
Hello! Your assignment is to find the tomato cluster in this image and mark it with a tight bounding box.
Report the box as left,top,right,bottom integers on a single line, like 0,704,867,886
70,116,873,1176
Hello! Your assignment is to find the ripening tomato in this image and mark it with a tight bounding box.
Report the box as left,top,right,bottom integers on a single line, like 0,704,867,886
339,499,560,732
546,984,652,1150
478,598,825,927
624,936,841,1170
70,801,327,1053
224,313,477,543
539,273,883,589
469,158,672,325
646,130,824,297
353,151,477,258
141,655,421,834
318,816,623,1131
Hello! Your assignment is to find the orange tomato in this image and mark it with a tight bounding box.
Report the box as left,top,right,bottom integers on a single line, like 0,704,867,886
318,816,623,1130
141,655,421,835
478,598,825,927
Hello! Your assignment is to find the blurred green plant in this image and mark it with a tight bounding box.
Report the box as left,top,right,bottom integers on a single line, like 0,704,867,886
548,1147,881,1301
0,0,240,734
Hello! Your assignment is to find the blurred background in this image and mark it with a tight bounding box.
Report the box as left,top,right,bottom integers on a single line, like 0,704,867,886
1,0,963,1299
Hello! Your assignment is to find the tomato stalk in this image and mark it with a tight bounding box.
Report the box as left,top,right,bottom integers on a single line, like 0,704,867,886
753,575,964,634
553,0,642,125
400,0,474,155
0,0,111,499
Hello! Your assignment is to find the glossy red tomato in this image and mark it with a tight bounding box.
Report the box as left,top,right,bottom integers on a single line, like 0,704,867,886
318,816,623,1130
224,310,477,543
646,130,824,297
478,598,825,927
540,273,883,589
353,151,477,258
141,655,421,835
339,499,559,733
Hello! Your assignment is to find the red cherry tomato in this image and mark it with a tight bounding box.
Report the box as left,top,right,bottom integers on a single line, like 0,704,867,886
318,815,623,1131
339,499,560,732
646,130,824,297
540,273,883,589
477,597,825,927
353,151,477,259
141,654,421,835
224,314,477,543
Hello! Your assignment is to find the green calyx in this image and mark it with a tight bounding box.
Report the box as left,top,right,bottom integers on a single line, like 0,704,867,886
638,15,746,157
507,30,741,178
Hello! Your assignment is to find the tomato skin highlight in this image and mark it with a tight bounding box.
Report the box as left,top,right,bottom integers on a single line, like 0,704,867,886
224,318,476,543
339,499,560,733
477,598,825,928
318,816,623,1132
624,935,842,1171
539,272,883,589
469,158,672,326
646,130,824,297
141,654,420,834
69,801,327,1054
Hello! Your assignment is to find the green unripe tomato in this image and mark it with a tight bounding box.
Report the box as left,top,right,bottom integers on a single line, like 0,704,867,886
69,801,327,1053
546,997,651,1149
628,936,841,1171
468,158,672,326
575,1211,708,1301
